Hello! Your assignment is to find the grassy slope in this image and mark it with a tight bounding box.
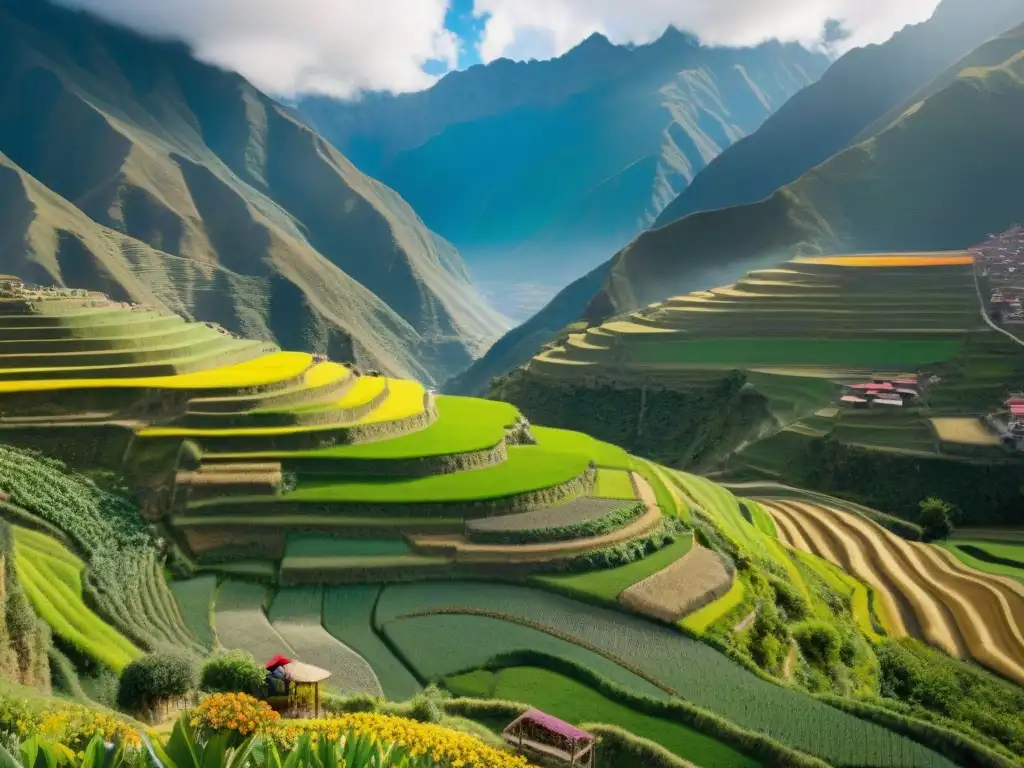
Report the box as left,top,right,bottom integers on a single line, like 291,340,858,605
447,667,761,768
14,528,141,672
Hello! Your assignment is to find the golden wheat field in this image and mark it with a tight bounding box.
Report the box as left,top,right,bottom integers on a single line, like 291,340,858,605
759,499,1024,686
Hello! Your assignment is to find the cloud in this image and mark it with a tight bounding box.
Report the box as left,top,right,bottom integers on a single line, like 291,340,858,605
472,0,943,63
54,0,458,97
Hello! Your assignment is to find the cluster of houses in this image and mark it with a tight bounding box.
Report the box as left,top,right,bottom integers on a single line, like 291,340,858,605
972,226,1024,323
838,375,927,408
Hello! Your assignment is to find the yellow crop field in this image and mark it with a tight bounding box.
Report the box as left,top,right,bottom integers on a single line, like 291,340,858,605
358,379,426,424
303,361,349,388
929,418,1001,446
0,351,311,393
794,254,973,267
292,374,387,413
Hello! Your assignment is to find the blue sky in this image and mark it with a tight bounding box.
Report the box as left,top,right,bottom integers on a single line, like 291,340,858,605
441,0,484,70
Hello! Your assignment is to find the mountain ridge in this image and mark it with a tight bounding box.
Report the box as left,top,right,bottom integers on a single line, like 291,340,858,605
0,0,507,385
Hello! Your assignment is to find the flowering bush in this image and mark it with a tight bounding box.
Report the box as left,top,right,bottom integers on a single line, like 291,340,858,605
188,692,279,736
0,697,139,752
270,712,532,768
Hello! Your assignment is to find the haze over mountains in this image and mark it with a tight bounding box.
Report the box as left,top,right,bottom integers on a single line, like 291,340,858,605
0,0,507,386
298,32,828,318
449,0,1024,396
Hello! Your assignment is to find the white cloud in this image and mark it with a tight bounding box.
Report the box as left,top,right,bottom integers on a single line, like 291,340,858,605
55,0,458,97
473,0,943,63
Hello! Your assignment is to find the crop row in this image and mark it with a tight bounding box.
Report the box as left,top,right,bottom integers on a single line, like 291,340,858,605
375,582,950,765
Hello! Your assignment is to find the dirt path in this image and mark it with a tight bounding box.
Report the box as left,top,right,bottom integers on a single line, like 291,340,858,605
408,472,662,564
762,499,1024,685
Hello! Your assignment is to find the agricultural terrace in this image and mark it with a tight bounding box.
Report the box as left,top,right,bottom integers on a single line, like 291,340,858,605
0,279,1017,765
373,582,952,766
762,498,1024,685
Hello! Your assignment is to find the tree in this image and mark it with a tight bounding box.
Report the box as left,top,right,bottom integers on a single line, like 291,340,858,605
200,650,267,696
117,652,197,718
919,497,955,542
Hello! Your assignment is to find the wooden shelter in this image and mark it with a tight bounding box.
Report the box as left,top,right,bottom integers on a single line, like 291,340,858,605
503,709,595,766
265,656,331,717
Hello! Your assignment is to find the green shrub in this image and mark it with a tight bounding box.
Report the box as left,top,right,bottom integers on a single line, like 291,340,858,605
322,692,381,714
768,575,809,621
918,497,955,542
199,650,267,696
116,651,196,715
792,621,842,668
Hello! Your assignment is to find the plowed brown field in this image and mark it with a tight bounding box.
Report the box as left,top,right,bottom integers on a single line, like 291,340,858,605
760,499,1024,685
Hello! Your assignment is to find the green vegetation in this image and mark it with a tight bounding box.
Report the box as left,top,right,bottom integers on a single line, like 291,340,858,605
14,528,140,672
375,582,952,765
116,651,197,716
533,534,693,602
447,667,761,768
322,586,421,702
937,539,1024,581
531,427,633,469
681,577,746,633
199,650,268,696
276,447,592,504
284,536,413,558
594,469,636,500
169,576,217,649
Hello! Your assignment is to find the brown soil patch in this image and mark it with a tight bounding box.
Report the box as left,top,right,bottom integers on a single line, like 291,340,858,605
618,545,732,622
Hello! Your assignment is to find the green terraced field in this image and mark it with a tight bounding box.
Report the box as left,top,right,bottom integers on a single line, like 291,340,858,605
533,535,693,603
321,586,421,701
681,576,746,633
15,529,141,671
277,447,592,504
209,396,517,461
213,581,294,664
169,575,218,649
937,540,1024,582
447,667,761,768
267,588,382,696
376,582,951,765
283,536,413,558
380,613,669,700
531,426,633,469
594,469,636,499
630,338,963,367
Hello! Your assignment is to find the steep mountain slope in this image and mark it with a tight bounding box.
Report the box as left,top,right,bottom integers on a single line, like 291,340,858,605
0,0,507,385
300,32,828,318
654,0,1024,227
449,16,1024,396
586,21,1024,318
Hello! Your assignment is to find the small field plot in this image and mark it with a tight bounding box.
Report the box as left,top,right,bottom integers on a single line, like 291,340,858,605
681,577,746,634
380,613,668,700
283,536,412,558
268,588,382,696
937,540,1024,582
594,469,635,500
376,582,952,766
322,586,420,701
929,418,1002,446
466,498,636,541
532,426,633,469
169,575,218,648
213,580,293,664
447,667,759,768
283,446,592,504
532,535,693,603
14,529,141,671
631,338,962,368
620,546,733,622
